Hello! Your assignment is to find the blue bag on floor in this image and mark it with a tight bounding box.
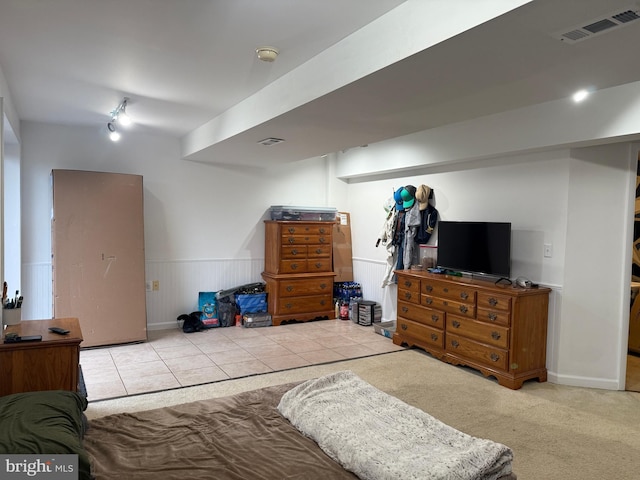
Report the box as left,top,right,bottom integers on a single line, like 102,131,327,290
235,293,267,315
198,292,219,327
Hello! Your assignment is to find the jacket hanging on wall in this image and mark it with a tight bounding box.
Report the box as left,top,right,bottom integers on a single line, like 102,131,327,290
415,185,438,244
377,197,399,287
402,199,421,269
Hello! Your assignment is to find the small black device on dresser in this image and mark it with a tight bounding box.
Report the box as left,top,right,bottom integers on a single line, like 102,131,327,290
49,327,70,335
4,333,43,343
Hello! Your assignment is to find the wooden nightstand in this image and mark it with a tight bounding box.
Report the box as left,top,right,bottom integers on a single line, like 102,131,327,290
0,318,83,396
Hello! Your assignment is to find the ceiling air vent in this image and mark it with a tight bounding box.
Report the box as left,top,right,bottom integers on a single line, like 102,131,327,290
552,6,640,43
257,137,285,146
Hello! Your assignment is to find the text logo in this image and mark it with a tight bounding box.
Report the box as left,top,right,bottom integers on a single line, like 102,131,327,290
0,455,78,479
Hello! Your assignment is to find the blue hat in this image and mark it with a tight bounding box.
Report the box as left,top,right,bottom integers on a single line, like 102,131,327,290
393,189,405,211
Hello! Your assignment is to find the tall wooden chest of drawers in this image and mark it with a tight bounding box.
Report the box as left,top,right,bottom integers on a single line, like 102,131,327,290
393,270,550,389
262,221,336,325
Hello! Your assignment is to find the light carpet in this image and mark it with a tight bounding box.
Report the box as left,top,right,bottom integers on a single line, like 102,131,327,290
85,349,640,480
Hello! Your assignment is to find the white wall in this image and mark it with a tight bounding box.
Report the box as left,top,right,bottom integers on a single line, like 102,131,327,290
338,110,638,390
1,62,21,327
19,119,639,390
3,142,20,293
21,121,343,326
347,150,570,284
345,150,570,379
558,143,635,389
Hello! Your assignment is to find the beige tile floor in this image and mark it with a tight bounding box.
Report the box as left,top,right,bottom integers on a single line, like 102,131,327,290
80,319,404,401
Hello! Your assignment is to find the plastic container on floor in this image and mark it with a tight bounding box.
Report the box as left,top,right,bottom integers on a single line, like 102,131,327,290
270,206,337,222
373,321,396,338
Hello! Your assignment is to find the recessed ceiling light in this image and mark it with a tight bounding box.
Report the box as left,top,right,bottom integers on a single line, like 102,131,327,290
572,89,590,102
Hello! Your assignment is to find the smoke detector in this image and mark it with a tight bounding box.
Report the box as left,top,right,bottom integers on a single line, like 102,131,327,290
552,6,640,43
256,46,279,62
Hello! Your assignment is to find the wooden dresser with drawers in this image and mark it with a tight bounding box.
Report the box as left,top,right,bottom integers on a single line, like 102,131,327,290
262,221,336,325
393,270,550,389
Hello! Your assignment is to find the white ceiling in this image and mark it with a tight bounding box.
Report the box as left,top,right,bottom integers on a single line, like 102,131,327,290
1,0,640,166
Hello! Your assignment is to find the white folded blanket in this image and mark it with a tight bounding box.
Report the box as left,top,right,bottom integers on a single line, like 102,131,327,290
278,371,513,480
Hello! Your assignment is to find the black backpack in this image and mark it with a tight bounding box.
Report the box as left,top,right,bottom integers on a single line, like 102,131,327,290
178,311,206,333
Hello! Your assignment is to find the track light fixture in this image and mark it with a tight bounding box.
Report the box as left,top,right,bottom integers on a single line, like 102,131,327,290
107,97,132,142
107,121,120,142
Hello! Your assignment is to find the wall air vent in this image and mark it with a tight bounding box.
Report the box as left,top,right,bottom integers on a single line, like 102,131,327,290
552,6,640,43
257,137,285,146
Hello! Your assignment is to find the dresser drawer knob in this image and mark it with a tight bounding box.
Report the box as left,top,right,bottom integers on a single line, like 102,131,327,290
459,305,468,314
315,262,322,269
443,300,449,306
426,298,432,305
451,340,459,348
488,313,497,321
452,320,460,328
286,286,294,292
490,353,500,362
460,292,469,300
319,228,326,234
320,283,327,289
320,299,326,306
288,237,295,244
489,297,498,306
431,333,439,341
404,280,413,288
402,306,409,313
401,324,408,331
425,285,433,292
431,314,439,322
288,227,295,233
491,331,501,340
315,248,322,254
291,248,298,255
319,237,327,243
404,292,413,300
285,303,293,309
443,287,449,293
291,263,299,270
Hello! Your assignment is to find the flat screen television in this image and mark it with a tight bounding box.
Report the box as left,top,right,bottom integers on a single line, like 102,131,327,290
436,221,511,278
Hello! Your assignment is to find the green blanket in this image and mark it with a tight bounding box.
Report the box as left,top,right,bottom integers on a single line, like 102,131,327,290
0,390,91,480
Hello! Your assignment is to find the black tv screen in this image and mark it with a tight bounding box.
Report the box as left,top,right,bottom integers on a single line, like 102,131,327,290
436,221,511,278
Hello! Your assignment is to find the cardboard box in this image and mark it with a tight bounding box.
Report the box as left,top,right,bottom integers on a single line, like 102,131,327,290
333,212,353,282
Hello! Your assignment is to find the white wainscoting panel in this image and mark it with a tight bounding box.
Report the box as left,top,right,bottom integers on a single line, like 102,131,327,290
145,258,265,330
23,259,395,327
352,258,397,322
22,259,265,329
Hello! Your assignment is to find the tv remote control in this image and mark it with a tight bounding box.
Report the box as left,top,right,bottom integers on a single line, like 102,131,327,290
48,327,70,335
